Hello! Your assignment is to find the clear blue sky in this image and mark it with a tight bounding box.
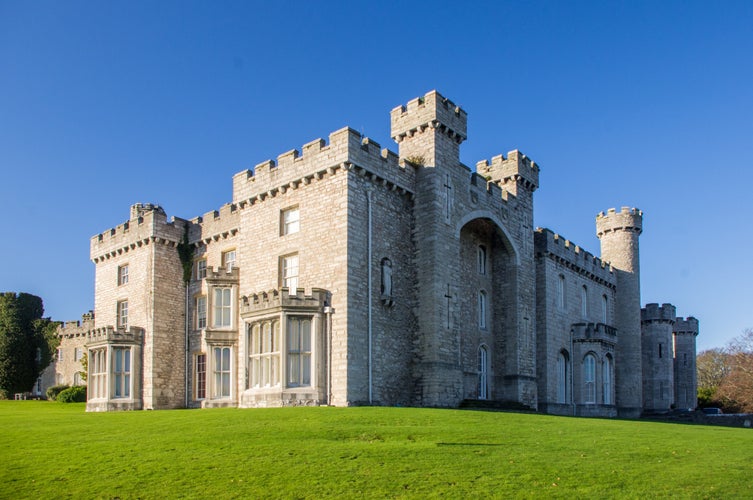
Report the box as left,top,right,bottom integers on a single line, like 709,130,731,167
1,1,751,351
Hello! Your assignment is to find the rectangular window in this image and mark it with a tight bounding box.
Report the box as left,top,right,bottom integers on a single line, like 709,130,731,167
281,206,300,235
118,264,129,286
287,317,311,387
222,250,236,271
196,259,207,280
212,347,231,398
90,349,106,398
213,288,232,328
581,286,588,320
249,321,281,388
57,348,63,362
281,254,299,291
195,354,206,400
602,295,608,323
196,296,207,329
117,300,128,329
113,347,131,398
74,348,82,361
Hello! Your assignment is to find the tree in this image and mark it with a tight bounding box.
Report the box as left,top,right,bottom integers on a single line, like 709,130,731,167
696,348,731,399
717,329,753,412
0,292,59,398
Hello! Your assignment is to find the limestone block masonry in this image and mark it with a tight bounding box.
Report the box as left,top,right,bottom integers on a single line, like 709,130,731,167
51,90,698,417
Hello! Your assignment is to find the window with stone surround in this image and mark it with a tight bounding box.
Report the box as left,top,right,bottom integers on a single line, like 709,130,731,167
287,316,311,387
212,346,231,399
74,347,82,361
196,296,207,329
57,348,63,362
248,320,280,388
90,348,106,398
117,300,128,329
557,351,568,404
557,275,565,310
118,264,129,286
603,355,613,405
477,245,487,275
281,254,299,291
281,206,300,236
601,294,608,324
222,250,236,271
195,353,206,400
581,285,588,320
196,259,207,280
584,353,596,404
478,290,487,329
113,347,131,398
212,288,232,328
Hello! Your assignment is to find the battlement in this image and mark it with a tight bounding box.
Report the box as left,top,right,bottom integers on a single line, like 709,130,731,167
240,287,329,316
534,228,616,286
91,203,185,262
189,203,241,245
674,317,699,335
476,150,539,191
57,311,96,338
204,266,239,282
390,90,467,145
86,326,145,346
232,127,414,205
571,322,617,343
596,207,643,237
641,303,677,323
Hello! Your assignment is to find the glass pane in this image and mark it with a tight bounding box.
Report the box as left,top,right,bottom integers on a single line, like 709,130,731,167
302,354,310,385
302,319,311,352
222,373,230,397
289,354,299,385
114,374,121,397
288,320,299,353
124,375,130,397
272,355,279,386
124,349,130,372
115,349,122,372
222,347,230,370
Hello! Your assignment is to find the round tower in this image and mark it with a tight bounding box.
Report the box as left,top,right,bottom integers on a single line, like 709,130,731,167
596,207,643,418
640,303,676,413
673,317,699,409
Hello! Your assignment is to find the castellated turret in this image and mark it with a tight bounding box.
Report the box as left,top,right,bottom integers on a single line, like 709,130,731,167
641,303,676,413
596,207,643,418
390,90,467,168
673,317,699,409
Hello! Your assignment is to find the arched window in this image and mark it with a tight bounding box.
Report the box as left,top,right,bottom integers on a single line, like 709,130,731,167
478,291,487,329
603,355,613,405
478,345,489,400
557,275,565,310
557,351,569,404
584,354,596,404
601,294,608,324
581,285,588,319
477,245,487,275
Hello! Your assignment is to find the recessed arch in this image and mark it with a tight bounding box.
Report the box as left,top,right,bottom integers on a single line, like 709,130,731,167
455,210,520,265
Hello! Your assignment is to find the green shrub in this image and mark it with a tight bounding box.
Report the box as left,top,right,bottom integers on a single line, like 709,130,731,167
57,385,86,403
46,384,70,401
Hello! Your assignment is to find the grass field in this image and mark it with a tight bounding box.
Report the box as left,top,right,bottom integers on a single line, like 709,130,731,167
1,402,751,498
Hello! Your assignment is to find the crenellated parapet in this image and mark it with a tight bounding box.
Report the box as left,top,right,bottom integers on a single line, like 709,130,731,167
86,326,145,347
476,150,539,192
390,90,467,145
240,287,330,316
534,228,616,287
641,303,676,324
57,311,96,339
596,207,643,237
204,266,239,283
674,317,699,336
91,203,186,263
188,203,240,247
571,322,617,344
232,127,415,207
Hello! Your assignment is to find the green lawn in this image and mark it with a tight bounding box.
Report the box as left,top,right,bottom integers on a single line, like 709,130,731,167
0,402,750,498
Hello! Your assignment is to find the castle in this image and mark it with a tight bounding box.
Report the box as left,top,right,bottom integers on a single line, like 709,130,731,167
52,90,698,417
